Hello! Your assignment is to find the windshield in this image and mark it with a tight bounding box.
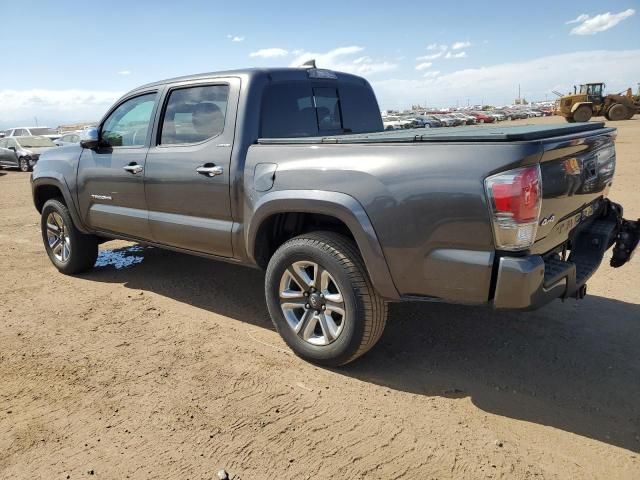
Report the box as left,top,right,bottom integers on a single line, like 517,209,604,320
30,128,58,136
17,136,55,148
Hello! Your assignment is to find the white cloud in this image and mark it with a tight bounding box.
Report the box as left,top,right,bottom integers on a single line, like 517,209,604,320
415,62,433,71
117,70,131,76
419,42,471,62
289,46,397,75
249,48,289,58
451,41,471,50
566,13,589,24
0,89,123,126
371,49,640,109
569,9,635,35
416,52,443,61
445,51,467,59
227,34,245,42
423,70,441,78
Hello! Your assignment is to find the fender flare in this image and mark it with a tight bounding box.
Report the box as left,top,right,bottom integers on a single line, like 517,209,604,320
571,102,592,113
246,190,400,300
31,175,91,234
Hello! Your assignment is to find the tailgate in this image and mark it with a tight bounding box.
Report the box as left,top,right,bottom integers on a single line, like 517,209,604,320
531,127,617,254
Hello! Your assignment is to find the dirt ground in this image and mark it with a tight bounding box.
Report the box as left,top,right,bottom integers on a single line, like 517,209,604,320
1,116,639,480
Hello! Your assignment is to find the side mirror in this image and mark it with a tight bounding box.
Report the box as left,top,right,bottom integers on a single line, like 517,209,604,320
80,127,101,149
8,146,16,151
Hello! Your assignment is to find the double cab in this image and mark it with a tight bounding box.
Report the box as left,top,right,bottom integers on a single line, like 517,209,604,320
31,66,639,365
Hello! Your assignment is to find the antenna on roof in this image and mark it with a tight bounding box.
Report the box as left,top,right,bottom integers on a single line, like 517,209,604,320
301,59,316,68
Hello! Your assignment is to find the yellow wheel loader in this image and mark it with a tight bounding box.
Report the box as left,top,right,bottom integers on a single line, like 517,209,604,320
554,83,639,123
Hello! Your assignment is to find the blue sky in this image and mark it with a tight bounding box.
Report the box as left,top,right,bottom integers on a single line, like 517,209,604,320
1,0,639,127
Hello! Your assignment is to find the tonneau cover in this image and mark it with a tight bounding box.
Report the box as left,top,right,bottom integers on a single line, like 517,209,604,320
258,122,608,145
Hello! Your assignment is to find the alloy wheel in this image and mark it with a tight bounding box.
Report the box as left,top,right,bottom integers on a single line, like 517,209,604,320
46,212,71,262
279,261,346,346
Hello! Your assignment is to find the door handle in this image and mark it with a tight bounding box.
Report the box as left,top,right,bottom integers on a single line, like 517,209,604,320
196,165,224,177
123,164,143,174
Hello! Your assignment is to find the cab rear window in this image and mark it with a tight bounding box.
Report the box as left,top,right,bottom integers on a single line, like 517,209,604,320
260,81,383,138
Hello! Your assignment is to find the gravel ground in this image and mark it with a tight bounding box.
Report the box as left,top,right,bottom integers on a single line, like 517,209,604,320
1,116,639,479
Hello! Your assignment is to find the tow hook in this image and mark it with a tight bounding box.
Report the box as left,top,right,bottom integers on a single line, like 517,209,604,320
611,218,639,268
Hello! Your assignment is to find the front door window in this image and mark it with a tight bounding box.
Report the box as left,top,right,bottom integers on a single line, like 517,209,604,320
101,93,157,147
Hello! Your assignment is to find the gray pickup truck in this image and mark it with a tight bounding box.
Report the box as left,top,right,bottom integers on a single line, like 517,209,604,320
31,66,639,365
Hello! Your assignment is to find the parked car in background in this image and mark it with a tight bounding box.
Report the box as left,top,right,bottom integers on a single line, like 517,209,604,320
382,115,412,130
488,111,506,122
404,117,431,129
504,109,529,120
433,114,461,127
382,117,402,130
416,115,443,128
54,132,82,146
450,112,477,125
0,136,56,172
5,127,61,141
0,131,6,139
470,111,496,123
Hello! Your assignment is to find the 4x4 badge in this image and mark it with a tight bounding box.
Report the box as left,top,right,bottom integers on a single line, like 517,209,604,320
540,214,556,226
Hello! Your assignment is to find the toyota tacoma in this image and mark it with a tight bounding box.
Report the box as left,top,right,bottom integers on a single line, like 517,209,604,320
31,66,639,365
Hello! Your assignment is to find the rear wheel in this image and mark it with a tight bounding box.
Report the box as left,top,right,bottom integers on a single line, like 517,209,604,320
572,105,593,122
41,198,98,274
265,231,387,366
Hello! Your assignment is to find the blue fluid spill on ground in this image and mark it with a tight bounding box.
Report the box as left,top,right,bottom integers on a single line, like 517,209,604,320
95,245,146,269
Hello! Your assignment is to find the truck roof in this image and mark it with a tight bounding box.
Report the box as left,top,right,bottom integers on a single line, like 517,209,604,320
132,67,369,93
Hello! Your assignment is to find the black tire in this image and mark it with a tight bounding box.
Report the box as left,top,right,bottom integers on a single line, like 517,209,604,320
19,157,31,172
41,198,98,274
572,105,592,122
265,231,387,366
607,103,631,121
565,117,576,123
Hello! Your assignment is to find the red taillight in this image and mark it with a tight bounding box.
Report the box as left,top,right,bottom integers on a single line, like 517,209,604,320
485,165,542,250
491,167,540,222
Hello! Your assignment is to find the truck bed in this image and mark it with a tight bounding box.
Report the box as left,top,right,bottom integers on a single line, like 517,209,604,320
258,122,607,144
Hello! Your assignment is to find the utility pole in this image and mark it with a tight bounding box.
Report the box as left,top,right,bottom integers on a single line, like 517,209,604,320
34,116,38,126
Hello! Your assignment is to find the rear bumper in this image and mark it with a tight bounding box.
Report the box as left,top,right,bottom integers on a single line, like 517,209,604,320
493,201,636,309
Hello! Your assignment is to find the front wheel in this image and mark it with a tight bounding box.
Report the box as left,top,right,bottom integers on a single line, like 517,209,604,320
607,103,632,121
41,198,98,274
265,232,387,366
